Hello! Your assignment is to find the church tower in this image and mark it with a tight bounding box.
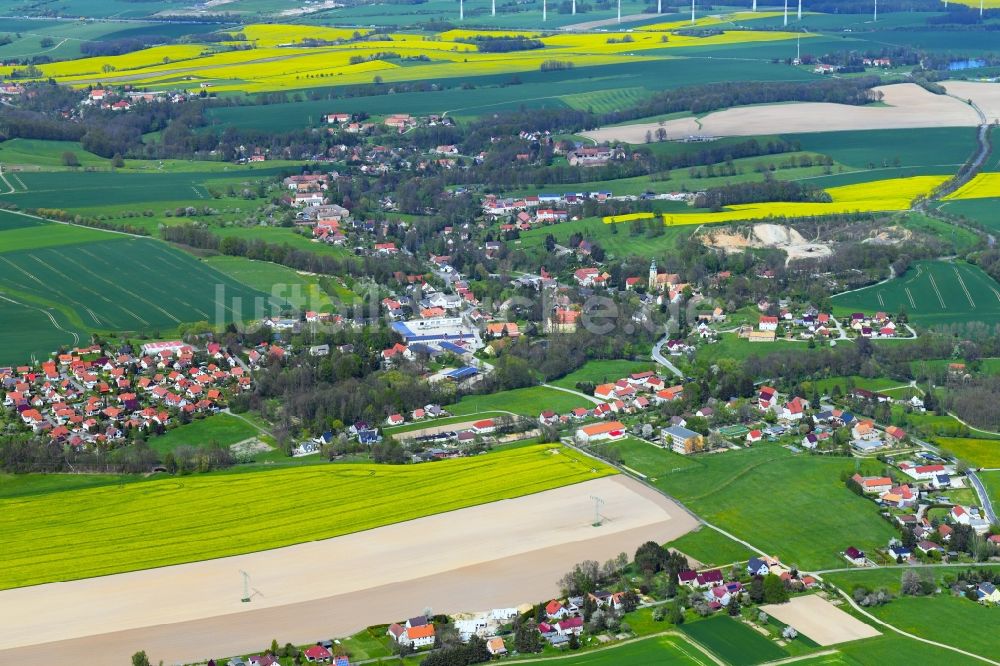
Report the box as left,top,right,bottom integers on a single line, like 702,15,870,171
648,259,657,291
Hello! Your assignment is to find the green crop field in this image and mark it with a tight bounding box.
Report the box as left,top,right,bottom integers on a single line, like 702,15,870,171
0,222,270,363
204,255,343,311
935,438,1000,467
641,445,896,570
558,633,709,665
0,444,614,589
446,385,595,416
937,197,1000,233
147,414,262,455
664,527,757,568
520,216,692,260
791,128,977,172
680,616,787,666
832,260,1000,326
550,359,656,390
807,375,911,396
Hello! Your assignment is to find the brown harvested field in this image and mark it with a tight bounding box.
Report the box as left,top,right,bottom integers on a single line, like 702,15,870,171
582,83,980,143
942,80,1000,123
761,594,881,646
0,475,697,666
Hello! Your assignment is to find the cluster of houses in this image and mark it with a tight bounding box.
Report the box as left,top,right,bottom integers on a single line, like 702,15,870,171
845,311,906,339
2,341,256,447
83,87,188,111
225,644,350,665
679,555,814,612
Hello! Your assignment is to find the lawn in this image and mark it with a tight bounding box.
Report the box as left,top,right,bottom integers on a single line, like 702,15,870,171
651,445,897,570
446,385,594,417
832,260,1000,327
807,375,911,397
146,414,261,454
550,359,656,391
0,444,614,589
679,615,787,666
935,438,1000,468
556,633,710,665
664,527,757,569
592,437,702,477
519,215,693,260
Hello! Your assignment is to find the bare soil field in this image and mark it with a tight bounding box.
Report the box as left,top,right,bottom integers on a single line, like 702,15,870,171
942,80,1000,124
761,594,881,646
582,84,980,143
0,476,696,666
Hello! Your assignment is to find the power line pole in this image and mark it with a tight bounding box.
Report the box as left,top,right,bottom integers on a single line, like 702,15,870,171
240,570,251,603
590,495,605,526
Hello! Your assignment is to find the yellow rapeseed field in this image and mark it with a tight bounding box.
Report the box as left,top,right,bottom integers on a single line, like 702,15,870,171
943,173,1000,200
0,444,614,590
603,212,658,223
5,18,806,94
601,176,947,227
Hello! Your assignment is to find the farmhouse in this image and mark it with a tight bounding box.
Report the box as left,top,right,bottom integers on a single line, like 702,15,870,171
575,421,626,443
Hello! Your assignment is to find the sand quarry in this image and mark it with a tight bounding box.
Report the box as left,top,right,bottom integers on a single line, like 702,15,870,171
582,82,995,143
0,475,697,666
701,223,832,263
761,595,881,646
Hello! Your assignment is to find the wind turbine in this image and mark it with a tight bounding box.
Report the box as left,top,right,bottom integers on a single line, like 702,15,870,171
783,0,788,26
658,0,662,13
543,0,547,21
691,0,696,24
572,0,576,14
752,0,757,12
797,0,802,20
981,0,984,17
873,0,877,22
460,0,464,20
492,0,496,16
618,0,622,23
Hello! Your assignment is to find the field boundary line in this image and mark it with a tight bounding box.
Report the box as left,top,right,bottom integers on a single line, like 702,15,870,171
0,291,79,347
508,631,722,666
760,649,839,666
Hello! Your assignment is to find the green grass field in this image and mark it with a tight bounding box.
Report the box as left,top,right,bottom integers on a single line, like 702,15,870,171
593,437,702,476
446,385,594,417
791,128,977,172
853,595,1000,657
680,616,787,666
0,444,614,589
935,437,1000,468
146,414,261,454
558,633,710,665
520,215,693,260
664,527,757,568
807,375,911,396
832,260,1000,326
550,359,656,390
642,445,896,570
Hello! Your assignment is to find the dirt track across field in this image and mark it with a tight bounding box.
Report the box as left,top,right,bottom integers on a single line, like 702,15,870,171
0,475,697,666
582,83,981,143
761,595,881,646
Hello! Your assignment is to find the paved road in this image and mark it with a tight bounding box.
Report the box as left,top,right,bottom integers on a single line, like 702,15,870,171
651,334,684,378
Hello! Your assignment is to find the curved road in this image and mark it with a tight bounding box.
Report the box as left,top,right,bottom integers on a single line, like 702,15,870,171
652,334,684,378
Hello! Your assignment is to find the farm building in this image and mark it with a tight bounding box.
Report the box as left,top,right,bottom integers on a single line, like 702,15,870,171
575,421,626,443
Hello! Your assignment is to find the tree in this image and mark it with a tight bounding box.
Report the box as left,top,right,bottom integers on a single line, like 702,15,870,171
667,604,684,625
763,574,789,604
901,569,922,596
132,652,151,666
568,632,580,650
634,540,667,575
112,153,125,168
62,151,80,167
727,596,741,616
749,576,765,603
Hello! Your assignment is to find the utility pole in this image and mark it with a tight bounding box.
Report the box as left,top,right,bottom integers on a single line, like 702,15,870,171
240,570,251,603
590,495,605,526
